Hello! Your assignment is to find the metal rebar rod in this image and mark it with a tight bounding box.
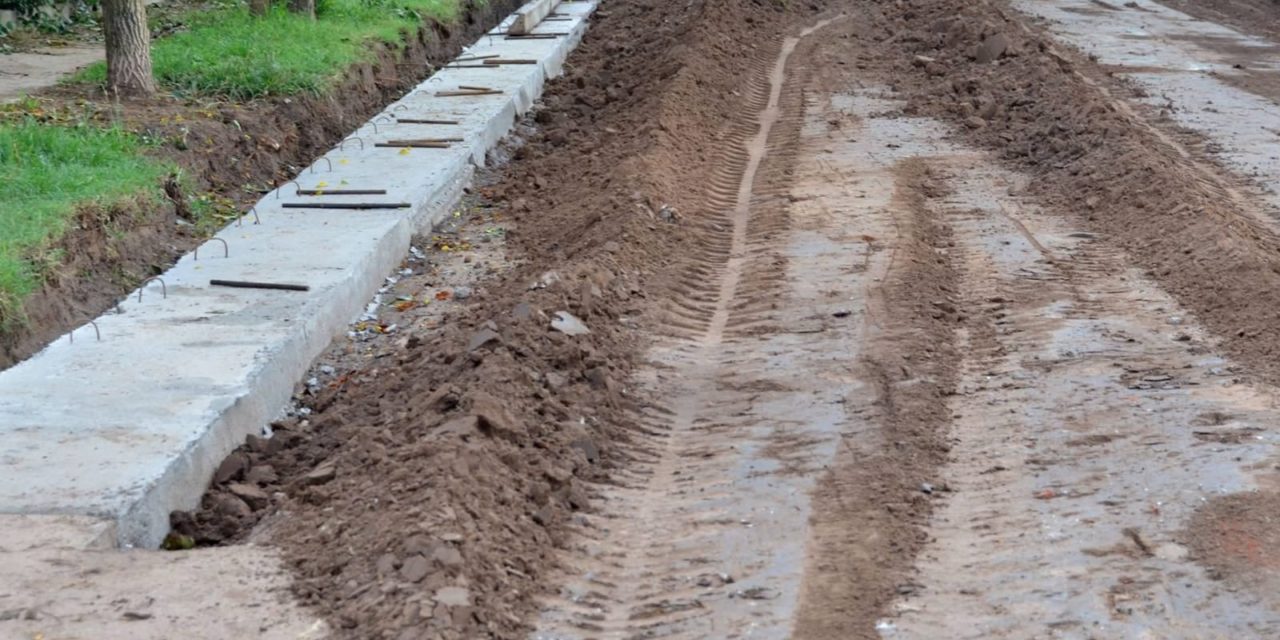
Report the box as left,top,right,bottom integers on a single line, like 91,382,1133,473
211,279,310,292
436,90,503,97
375,141,451,148
296,189,388,196
281,202,411,209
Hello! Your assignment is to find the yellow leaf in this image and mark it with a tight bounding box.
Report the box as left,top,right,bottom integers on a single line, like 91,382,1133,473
399,148,411,155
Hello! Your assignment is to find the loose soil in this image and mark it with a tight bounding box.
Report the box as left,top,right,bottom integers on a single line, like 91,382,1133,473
1156,0,1280,41
170,0,1280,637
0,0,521,369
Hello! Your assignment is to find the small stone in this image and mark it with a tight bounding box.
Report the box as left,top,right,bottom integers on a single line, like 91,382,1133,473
467,328,501,352
584,367,610,390
319,365,336,376
212,453,248,484
920,483,935,495
571,437,601,464
975,33,1009,63
245,434,271,453
400,555,431,583
376,553,399,576
551,311,590,336
532,504,554,526
245,464,278,485
423,385,460,412
436,415,479,438
212,493,252,519
603,241,620,253
470,391,526,441
512,302,535,320
227,483,270,509
305,461,337,485
529,270,560,290
431,545,464,568
544,371,568,389
433,586,471,607
964,116,987,130
403,534,433,555
453,286,473,300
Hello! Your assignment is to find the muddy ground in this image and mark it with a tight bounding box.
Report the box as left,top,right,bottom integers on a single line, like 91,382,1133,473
0,0,521,368
171,0,1280,638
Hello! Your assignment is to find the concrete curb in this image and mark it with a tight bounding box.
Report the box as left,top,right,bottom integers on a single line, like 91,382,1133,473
0,0,596,549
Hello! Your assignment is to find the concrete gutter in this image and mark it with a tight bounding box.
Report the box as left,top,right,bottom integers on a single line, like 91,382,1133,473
0,0,596,549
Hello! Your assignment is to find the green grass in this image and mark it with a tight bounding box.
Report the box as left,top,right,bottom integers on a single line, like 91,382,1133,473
75,0,462,99
0,120,170,322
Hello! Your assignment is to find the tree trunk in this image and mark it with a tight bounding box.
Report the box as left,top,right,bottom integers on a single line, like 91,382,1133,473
102,0,155,97
287,0,314,19
249,0,270,16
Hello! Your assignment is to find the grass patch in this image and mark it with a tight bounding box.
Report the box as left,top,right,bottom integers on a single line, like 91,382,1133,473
0,120,170,324
75,0,463,99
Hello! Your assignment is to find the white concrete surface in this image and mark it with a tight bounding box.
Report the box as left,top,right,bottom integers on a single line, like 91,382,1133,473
0,0,595,549
509,0,562,35
1014,0,1280,210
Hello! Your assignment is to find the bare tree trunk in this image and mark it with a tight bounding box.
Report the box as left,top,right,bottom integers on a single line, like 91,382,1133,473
102,0,155,97
287,0,314,19
250,0,270,16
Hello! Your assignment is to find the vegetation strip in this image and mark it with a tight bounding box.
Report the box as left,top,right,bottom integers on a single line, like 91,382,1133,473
0,120,169,326
74,0,464,99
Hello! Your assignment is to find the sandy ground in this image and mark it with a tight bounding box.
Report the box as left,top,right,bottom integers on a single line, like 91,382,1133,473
13,0,1280,637
0,515,325,639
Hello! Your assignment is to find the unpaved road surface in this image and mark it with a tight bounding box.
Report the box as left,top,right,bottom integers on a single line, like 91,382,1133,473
146,0,1280,638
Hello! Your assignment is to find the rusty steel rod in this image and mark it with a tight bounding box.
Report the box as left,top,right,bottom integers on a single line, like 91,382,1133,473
138,276,167,302
194,237,229,260
297,189,389,196
375,141,451,148
396,118,460,125
281,202,411,209
437,90,503,97
211,279,310,292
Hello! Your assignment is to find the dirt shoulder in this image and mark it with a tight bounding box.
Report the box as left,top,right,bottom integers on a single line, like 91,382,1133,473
844,0,1280,389
1156,0,1280,40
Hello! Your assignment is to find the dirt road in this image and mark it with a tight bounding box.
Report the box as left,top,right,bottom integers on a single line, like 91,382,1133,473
166,0,1280,638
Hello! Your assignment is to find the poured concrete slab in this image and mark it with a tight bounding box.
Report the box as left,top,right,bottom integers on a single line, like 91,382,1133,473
0,0,596,549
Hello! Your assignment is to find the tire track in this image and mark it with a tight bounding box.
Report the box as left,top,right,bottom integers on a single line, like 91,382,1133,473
532,18,849,639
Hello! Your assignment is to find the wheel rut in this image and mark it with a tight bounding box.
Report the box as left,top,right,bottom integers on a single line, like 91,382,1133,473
531,18,858,640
